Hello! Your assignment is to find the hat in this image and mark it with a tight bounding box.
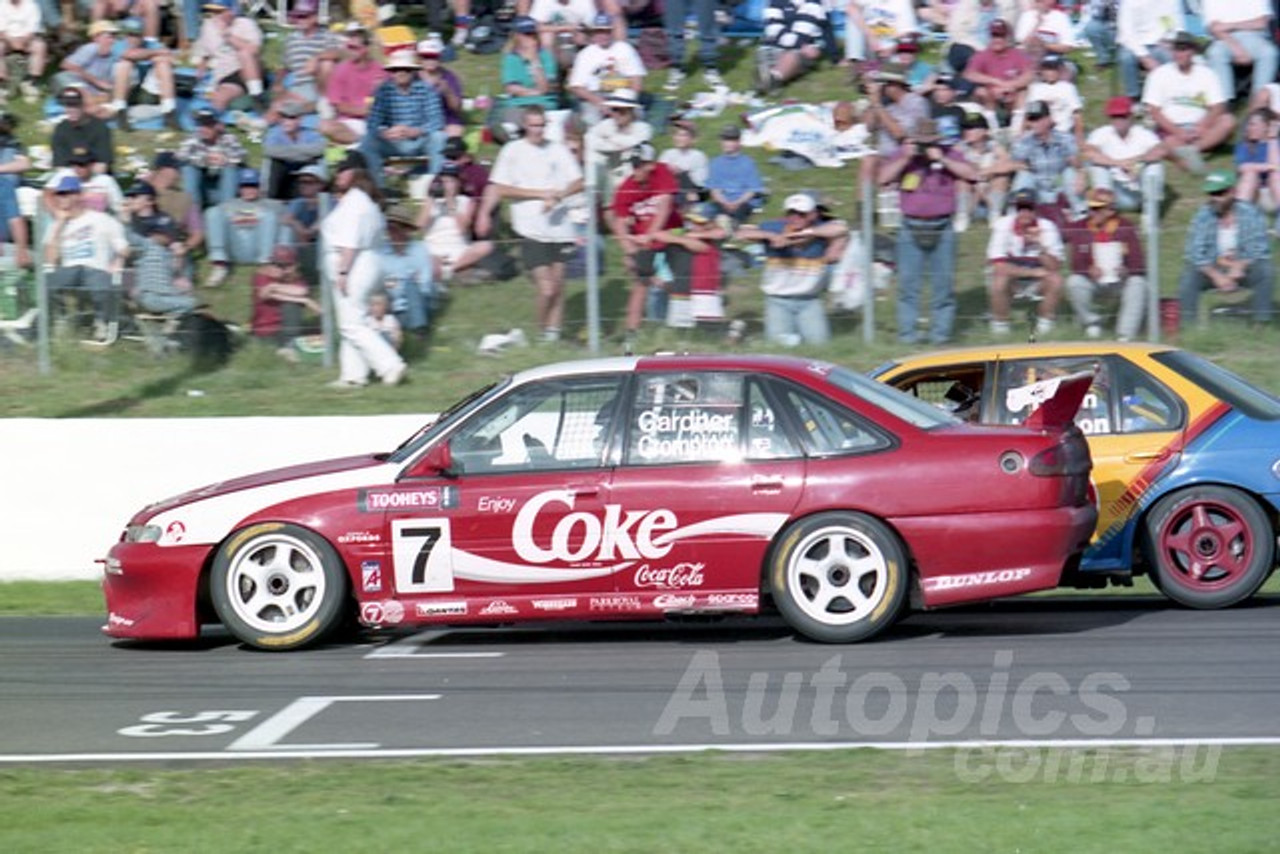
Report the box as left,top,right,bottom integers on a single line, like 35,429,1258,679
589,12,612,29
341,21,366,35
1039,53,1064,68
1012,188,1037,209
442,135,467,158
417,34,445,56
384,203,418,228
238,167,261,186
153,151,181,171
289,0,318,17
604,88,639,109
1104,95,1133,117
909,117,940,143
962,111,991,131
194,108,220,127
1025,100,1051,120
933,73,954,88
203,0,235,10
1085,186,1114,208
513,15,538,34
989,18,1010,37
385,50,420,70
1171,30,1200,49
88,20,119,37
270,245,298,265
1203,168,1236,194
336,150,367,172
783,192,817,214
68,150,93,166
626,142,656,165
125,180,157,197
277,100,307,118
894,34,920,53
58,87,83,106
295,162,328,182
54,175,81,194
719,124,741,140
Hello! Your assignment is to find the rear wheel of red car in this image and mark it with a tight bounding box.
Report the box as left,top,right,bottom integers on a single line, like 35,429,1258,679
769,512,908,643
210,523,349,650
1144,486,1275,610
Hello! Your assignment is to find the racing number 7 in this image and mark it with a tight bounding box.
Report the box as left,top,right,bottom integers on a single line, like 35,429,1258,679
391,518,455,593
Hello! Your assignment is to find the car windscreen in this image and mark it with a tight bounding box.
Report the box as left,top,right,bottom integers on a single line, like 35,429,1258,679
387,379,509,462
826,366,960,429
1153,350,1280,421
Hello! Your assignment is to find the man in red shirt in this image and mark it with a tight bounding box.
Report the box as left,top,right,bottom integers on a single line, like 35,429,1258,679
1061,186,1147,341
319,26,387,147
606,143,681,352
963,18,1035,125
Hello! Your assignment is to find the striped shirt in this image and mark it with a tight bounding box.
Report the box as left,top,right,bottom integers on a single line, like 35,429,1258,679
367,78,444,136
281,28,341,88
763,0,827,50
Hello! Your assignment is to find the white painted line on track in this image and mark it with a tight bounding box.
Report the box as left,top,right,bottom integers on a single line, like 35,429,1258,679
3,736,1280,764
363,630,507,659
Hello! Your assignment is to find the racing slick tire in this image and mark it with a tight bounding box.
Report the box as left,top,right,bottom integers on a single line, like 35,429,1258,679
1143,486,1275,610
769,512,908,643
210,522,350,650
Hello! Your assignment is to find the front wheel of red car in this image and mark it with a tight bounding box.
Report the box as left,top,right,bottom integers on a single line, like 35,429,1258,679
769,512,908,643
1143,486,1275,610
210,523,349,650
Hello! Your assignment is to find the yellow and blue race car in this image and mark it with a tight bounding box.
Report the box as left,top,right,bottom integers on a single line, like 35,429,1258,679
874,342,1280,609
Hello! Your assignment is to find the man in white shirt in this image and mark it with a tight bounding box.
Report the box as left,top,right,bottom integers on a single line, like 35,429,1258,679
567,12,645,124
480,105,585,343
1024,54,1082,140
1116,0,1183,99
845,0,918,63
1141,31,1236,173
1083,95,1166,214
1202,0,1277,102
986,187,1065,336
1014,0,1076,64
0,0,45,102
44,173,129,343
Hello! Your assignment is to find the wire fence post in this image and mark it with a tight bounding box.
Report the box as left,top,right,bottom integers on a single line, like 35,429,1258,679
584,133,600,354
318,191,334,369
860,169,875,345
1143,169,1161,342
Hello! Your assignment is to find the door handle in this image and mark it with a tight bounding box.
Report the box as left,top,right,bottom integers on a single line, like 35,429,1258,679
568,484,600,497
751,476,786,492
1125,449,1171,463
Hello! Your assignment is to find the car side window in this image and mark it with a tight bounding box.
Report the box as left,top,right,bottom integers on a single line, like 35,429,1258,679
997,357,1111,435
1114,358,1182,433
624,372,744,465
449,377,621,473
746,379,800,459
778,384,889,455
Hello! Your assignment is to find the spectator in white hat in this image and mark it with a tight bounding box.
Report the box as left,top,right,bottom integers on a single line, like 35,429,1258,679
360,50,445,187
584,88,653,194
567,13,645,123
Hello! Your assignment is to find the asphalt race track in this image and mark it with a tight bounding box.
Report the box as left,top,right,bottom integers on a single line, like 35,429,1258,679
3,594,1278,764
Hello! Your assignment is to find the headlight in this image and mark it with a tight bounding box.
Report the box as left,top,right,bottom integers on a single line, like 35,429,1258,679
125,524,163,543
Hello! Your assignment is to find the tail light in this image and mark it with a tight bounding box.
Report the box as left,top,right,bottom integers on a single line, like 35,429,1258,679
1027,429,1092,504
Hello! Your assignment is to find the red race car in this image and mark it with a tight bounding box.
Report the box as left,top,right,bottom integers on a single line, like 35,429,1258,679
103,355,1095,649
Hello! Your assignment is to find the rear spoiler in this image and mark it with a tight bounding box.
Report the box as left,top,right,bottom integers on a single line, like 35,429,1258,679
1017,370,1096,431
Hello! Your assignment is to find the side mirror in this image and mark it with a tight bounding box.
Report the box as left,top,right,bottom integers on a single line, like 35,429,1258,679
408,441,455,478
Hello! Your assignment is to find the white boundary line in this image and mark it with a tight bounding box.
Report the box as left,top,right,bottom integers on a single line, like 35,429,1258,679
2,736,1279,764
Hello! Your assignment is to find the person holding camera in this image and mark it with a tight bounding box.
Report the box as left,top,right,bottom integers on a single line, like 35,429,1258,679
878,117,978,345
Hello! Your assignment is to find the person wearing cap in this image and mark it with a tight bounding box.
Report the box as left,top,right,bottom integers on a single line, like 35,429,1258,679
944,0,1024,84
659,121,710,206
128,209,200,317
1013,0,1076,65
480,105,584,343
417,160,495,284
360,50,445,187
844,0,918,65
109,15,183,132
567,12,645,122
926,73,967,146
1140,32,1236,174
1201,0,1278,104
48,150,125,216
1009,99,1085,219
321,152,407,387
584,88,654,190
122,179,163,236
736,192,848,347
191,0,265,112
51,88,114,174
441,134,489,200
270,0,342,117
1061,186,1148,340
44,173,130,344
879,117,978,344
1024,53,1083,140
1083,94,1166,215
417,34,465,138
281,163,326,273
1116,0,1183,99
1179,168,1274,325
175,109,247,208
499,14,559,113
262,99,325,200
757,0,827,94
251,243,321,356
705,124,765,227
605,143,682,350
377,203,433,333
889,33,934,90
0,0,47,103
202,167,282,288
147,151,205,260
53,21,121,115
866,64,929,153
963,16,1035,122
318,26,386,147
649,203,730,326
956,109,1013,227
985,186,1065,336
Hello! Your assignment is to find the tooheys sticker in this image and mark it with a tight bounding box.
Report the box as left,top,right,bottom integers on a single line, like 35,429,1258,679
359,485,459,512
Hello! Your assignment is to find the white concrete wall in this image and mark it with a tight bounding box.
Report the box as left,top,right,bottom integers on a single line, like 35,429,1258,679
1,415,427,582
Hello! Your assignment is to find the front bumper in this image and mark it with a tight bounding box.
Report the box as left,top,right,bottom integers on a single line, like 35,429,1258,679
101,541,215,641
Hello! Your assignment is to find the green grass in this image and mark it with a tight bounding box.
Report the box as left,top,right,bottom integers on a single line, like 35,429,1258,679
0,749,1276,853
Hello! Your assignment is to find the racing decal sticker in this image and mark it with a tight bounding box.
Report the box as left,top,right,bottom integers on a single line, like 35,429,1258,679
414,601,468,618
477,496,517,513
160,520,187,546
589,596,644,611
361,561,383,593
360,600,405,625
702,593,758,610
479,600,520,616
360,486,458,512
653,593,697,610
634,562,705,589
532,598,578,611
339,531,381,545
392,518,455,594
921,568,1032,592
